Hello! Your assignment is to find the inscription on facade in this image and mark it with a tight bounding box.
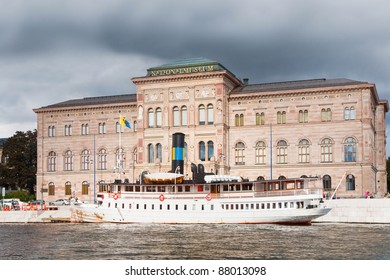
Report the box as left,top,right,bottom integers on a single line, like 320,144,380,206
149,65,215,77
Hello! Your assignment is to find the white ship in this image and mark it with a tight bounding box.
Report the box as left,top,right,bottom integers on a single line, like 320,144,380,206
71,175,331,224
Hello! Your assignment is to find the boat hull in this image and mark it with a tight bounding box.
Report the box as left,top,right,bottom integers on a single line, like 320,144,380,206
71,197,331,225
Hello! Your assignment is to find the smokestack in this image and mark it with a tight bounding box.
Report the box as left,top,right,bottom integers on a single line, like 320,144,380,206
172,133,184,175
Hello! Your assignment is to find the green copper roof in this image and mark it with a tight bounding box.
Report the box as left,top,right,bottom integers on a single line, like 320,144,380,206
146,57,229,77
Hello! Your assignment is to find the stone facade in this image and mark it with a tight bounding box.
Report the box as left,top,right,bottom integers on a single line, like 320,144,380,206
33,58,388,203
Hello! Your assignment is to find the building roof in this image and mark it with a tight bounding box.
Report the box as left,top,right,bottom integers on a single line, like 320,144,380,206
35,94,136,111
232,78,369,94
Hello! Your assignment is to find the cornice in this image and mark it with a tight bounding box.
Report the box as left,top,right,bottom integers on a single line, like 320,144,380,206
34,103,136,114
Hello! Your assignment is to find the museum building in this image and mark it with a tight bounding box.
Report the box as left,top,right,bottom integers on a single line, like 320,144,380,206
33,58,388,203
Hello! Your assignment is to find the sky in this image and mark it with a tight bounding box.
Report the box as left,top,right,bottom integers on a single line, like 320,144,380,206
1,0,390,153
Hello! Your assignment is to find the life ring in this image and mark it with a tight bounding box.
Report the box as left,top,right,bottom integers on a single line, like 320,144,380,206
113,193,118,200
206,193,212,201
159,194,165,202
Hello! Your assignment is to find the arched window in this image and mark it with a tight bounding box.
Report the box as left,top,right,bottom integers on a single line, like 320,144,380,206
116,122,123,133
199,105,206,125
148,144,154,163
98,122,106,134
321,108,332,122
156,107,162,128
298,139,310,163
277,111,286,124
98,148,107,170
82,181,89,195
323,175,332,190
278,175,287,189
321,138,333,162
256,112,265,125
48,126,56,137
207,104,214,124
207,141,214,161
173,106,180,127
199,141,205,161
65,181,72,196
48,182,55,196
48,151,56,172
344,137,357,162
346,174,355,191
255,141,266,164
116,148,125,171
65,124,72,136
298,110,308,123
277,140,288,164
181,106,188,126
64,150,73,171
235,142,245,165
148,108,154,128
156,143,162,162
81,149,90,171
257,176,265,181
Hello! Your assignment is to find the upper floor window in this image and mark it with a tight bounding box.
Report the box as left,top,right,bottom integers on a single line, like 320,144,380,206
277,111,286,124
344,107,356,120
173,106,180,127
276,140,288,164
148,108,155,128
207,141,214,161
98,148,107,170
298,139,310,163
344,137,357,162
47,151,56,172
199,105,206,125
98,123,106,134
116,148,126,170
65,125,72,136
156,143,162,163
255,141,266,165
235,142,245,165
81,149,90,171
321,108,332,122
256,113,265,125
235,114,244,126
64,150,73,171
48,126,56,137
199,141,205,161
156,107,162,128
148,143,154,163
321,138,333,162
181,106,188,126
116,122,124,133
298,110,308,123
207,104,214,124
81,124,89,135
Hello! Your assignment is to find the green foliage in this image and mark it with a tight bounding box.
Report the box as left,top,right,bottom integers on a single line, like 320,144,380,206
4,190,35,202
0,130,37,194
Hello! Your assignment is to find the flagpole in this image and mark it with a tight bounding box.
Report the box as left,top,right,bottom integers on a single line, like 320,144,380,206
270,123,273,180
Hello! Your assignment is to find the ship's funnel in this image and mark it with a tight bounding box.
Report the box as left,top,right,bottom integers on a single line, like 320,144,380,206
172,133,184,175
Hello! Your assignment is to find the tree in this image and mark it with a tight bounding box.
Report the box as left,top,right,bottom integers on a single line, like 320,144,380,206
0,130,37,194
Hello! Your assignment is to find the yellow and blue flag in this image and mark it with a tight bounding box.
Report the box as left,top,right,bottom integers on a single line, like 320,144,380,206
120,115,131,129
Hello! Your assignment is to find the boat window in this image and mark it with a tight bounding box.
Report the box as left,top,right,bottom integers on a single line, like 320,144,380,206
160,205,163,210
184,205,187,210
251,204,254,210
115,203,118,208
198,186,203,192
144,204,147,210
245,204,249,210
236,204,239,210
272,203,276,209
201,205,204,211
261,203,265,209
278,203,282,209
256,203,259,210
151,204,154,210
175,205,179,210
185,186,191,192
129,204,132,209
290,202,294,208
135,186,140,192
284,202,288,208
230,204,234,210
108,202,111,208
210,205,214,211
167,205,170,210
122,203,125,209
178,186,183,192
267,203,270,209
223,185,229,191
192,204,196,210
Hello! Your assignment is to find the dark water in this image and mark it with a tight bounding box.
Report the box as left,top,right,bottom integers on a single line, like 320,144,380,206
1,223,390,260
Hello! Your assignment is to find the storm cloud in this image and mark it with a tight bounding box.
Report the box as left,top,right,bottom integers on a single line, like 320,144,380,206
1,0,389,151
